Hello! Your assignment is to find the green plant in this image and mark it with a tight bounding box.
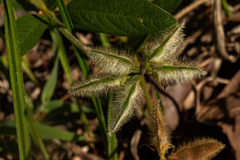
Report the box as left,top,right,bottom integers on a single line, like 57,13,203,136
1,0,226,159
69,23,206,136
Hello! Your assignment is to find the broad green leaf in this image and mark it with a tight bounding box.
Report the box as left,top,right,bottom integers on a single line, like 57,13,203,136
17,14,49,56
41,55,59,104
67,0,177,36
148,23,184,63
69,75,124,97
151,0,182,13
168,138,225,160
152,62,206,87
87,47,139,76
108,76,144,136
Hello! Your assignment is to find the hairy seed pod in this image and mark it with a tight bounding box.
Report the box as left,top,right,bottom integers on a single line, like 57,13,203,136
86,47,138,77
69,75,127,97
168,138,225,160
149,102,173,159
151,59,206,87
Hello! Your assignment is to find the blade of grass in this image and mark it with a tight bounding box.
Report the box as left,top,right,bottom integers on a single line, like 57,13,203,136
53,28,73,84
50,26,92,145
108,95,118,160
221,0,232,16
3,0,31,159
40,44,59,104
0,55,10,81
21,55,39,85
56,0,107,151
25,95,49,160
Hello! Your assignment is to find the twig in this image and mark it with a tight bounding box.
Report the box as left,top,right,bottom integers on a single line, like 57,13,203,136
130,130,142,160
213,0,239,62
174,0,210,20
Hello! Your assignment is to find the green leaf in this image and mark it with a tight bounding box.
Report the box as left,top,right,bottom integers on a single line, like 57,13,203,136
41,54,59,104
151,0,182,13
87,47,139,77
67,0,177,36
40,100,63,113
152,62,206,87
25,95,50,160
108,76,144,136
69,75,124,97
17,14,49,56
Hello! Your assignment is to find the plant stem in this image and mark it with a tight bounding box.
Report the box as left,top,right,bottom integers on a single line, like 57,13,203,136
132,36,153,111
3,0,31,159
28,0,88,53
98,33,112,48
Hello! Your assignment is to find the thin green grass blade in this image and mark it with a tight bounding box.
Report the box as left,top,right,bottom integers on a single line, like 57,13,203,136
56,0,107,151
25,95,49,160
41,47,59,104
40,103,95,123
3,0,31,159
108,95,118,160
222,0,232,16
0,120,87,141
21,56,39,85
0,55,10,81
55,0,89,77
55,29,73,84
